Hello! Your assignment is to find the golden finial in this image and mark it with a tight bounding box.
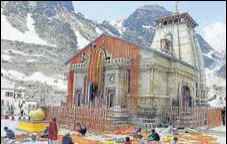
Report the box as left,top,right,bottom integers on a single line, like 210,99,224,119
174,1,179,15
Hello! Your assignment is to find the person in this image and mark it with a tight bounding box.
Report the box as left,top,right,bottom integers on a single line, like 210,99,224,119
221,107,226,125
19,101,26,120
148,129,160,142
133,128,141,138
173,137,178,144
40,126,49,138
2,126,15,139
124,137,132,144
138,135,145,144
62,133,74,144
77,123,87,136
31,133,37,144
48,117,58,144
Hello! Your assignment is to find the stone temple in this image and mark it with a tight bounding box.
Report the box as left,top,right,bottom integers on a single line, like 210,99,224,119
65,9,207,112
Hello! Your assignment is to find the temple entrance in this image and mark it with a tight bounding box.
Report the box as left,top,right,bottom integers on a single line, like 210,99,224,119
77,92,81,107
91,83,98,103
107,89,115,108
75,89,82,107
181,86,192,108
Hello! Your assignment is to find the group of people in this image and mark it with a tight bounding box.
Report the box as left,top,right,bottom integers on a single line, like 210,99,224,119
124,128,160,144
2,117,87,144
43,117,87,144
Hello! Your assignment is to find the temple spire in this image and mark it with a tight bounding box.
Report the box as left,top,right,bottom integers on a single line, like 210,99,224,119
174,1,179,15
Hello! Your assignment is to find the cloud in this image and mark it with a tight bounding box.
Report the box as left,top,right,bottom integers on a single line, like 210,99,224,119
203,22,226,53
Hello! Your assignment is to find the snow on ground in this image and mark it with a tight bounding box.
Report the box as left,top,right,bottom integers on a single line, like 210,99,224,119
1,69,67,90
205,68,226,87
211,125,226,132
1,9,55,47
1,54,12,62
25,72,67,90
7,70,26,80
214,135,226,144
3,49,43,57
209,125,226,144
207,85,226,108
209,96,226,108
74,30,90,49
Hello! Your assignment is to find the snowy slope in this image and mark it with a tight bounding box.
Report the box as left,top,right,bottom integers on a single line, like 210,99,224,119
1,76,15,89
74,30,90,49
1,9,55,47
207,85,226,108
109,20,125,35
1,69,67,90
1,54,12,62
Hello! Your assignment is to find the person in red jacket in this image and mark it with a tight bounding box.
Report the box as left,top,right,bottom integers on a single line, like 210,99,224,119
124,137,132,144
48,117,58,144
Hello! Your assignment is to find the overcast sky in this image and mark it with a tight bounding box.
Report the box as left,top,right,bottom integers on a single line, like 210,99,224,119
73,1,226,53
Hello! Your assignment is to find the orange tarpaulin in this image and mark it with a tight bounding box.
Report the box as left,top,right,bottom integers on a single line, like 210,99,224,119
58,134,102,144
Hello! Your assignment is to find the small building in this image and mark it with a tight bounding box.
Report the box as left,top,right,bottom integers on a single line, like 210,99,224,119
1,76,26,115
65,9,206,112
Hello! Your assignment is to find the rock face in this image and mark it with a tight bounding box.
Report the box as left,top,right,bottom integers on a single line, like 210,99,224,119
1,1,225,104
217,64,226,78
122,5,172,48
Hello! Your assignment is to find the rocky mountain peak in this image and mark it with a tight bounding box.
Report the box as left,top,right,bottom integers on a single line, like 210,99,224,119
138,5,169,12
123,5,172,30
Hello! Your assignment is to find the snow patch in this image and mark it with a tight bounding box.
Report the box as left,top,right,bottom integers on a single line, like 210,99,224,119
25,72,67,90
1,9,55,47
74,30,89,49
205,67,226,87
26,59,36,63
95,27,103,35
1,76,15,89
142,25,155,29
209,96,226,108
1,69,67,90
1,54,12,62
7,70,26,80
16,86,26,90
1,68,9,76
109,20,124,35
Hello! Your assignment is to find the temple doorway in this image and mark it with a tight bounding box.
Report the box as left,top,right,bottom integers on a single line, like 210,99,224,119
107,89,115,108
77,92,81,107
181,86,192,108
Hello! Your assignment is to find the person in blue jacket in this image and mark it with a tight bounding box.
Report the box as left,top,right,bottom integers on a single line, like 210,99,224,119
41,126,49,138
62,133,73,144
3,126,15,139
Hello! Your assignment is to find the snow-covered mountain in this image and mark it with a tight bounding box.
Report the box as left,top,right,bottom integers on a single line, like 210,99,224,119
1,1,226,104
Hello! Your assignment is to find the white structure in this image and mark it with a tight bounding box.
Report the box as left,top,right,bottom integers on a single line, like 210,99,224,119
1,77,26,116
